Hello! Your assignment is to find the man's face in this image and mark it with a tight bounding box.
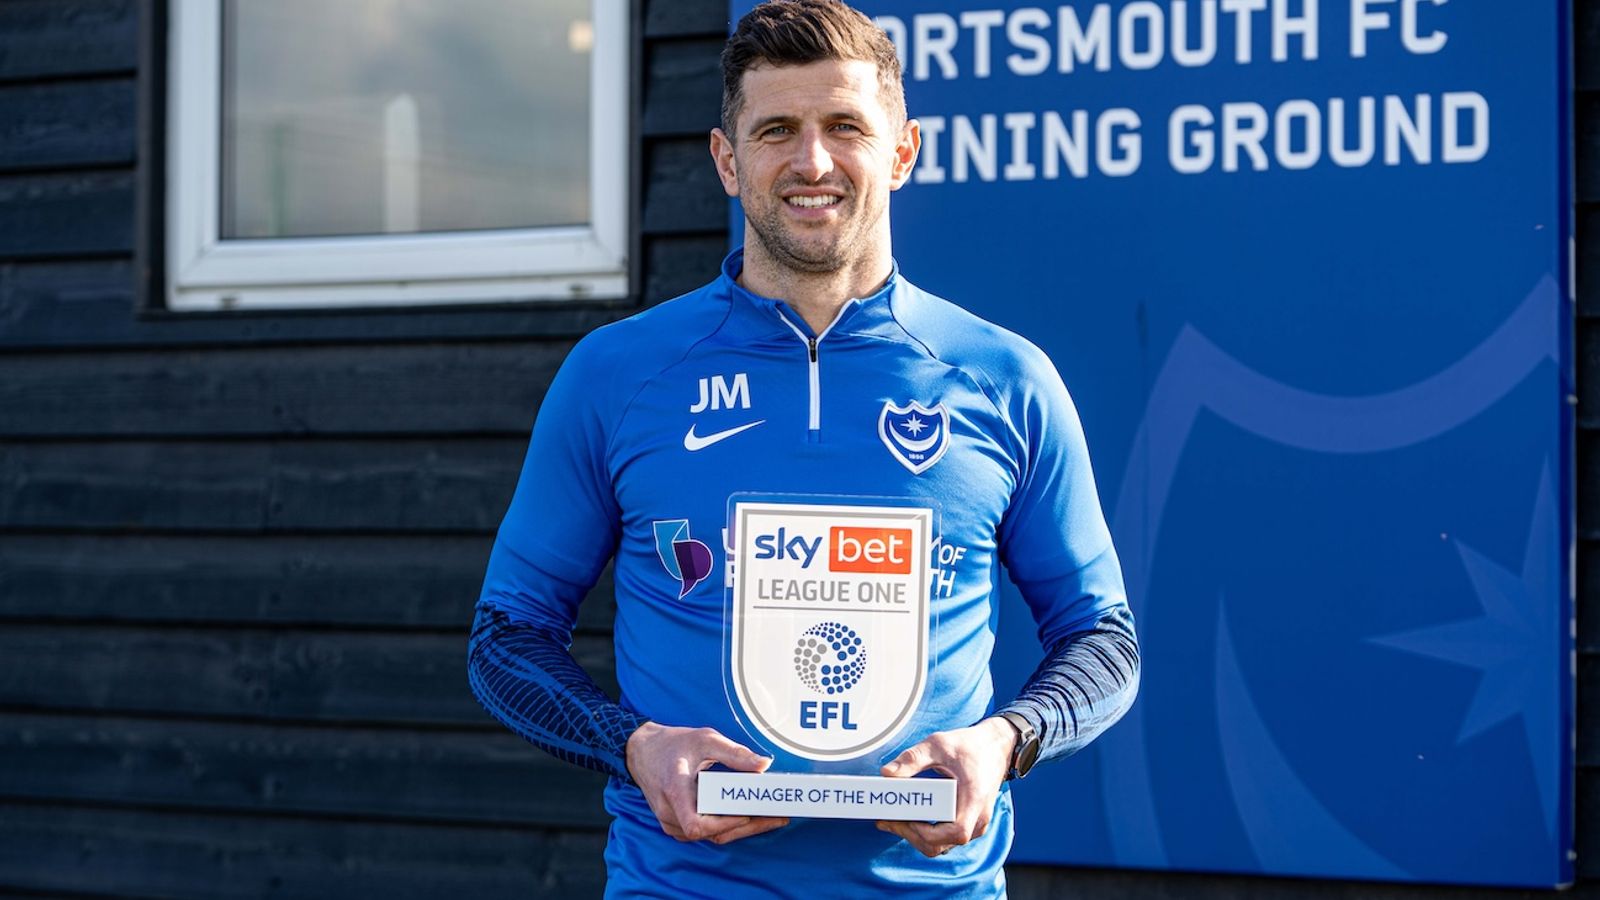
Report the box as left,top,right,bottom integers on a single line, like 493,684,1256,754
711,59,919,276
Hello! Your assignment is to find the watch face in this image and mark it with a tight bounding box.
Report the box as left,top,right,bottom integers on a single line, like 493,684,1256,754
1015,738,1042,777
1001,712,1041,779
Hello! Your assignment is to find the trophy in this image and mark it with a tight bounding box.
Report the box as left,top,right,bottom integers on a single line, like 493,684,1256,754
697,494,956,821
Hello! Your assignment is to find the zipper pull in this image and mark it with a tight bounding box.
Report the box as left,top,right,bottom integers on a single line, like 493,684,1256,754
807,338,818,363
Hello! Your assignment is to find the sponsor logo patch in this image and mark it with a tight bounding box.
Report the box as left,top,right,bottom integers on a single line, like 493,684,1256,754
878,400,950,474
652,519,713,598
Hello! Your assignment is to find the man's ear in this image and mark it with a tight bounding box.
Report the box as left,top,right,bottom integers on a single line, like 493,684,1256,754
889,119,922,190
710,128,741,198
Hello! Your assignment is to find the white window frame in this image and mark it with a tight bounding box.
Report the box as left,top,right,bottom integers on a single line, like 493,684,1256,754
166,1,629,311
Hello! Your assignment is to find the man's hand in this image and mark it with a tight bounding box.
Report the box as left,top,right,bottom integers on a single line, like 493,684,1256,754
875,717,1017,858
625,721,790,844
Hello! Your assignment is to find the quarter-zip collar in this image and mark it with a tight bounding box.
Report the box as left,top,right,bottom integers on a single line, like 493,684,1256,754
715,248,905,346
714,249,908,440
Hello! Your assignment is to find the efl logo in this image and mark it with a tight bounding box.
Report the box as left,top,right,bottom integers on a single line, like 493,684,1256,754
829,527,913,574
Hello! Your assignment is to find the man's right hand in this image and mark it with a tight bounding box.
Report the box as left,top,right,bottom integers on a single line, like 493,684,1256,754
625,721,790,844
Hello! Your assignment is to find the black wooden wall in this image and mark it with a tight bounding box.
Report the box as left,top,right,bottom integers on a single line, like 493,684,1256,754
0,0,1590,897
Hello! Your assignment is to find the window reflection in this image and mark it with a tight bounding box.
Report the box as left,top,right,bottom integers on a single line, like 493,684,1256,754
221,0,591,239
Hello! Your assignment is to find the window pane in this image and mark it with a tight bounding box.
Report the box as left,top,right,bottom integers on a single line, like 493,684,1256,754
221,0,591,239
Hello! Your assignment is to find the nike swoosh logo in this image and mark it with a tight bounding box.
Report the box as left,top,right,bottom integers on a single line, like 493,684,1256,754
683,420,766,451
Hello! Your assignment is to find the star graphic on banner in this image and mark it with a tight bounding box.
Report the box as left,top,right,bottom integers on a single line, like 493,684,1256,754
901,415,927,436
1368,465,1560,830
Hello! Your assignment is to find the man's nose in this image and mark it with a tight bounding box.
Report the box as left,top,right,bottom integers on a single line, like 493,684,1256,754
789,127,834,181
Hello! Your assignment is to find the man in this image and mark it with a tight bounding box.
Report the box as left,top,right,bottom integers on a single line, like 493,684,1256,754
467,1,1139,895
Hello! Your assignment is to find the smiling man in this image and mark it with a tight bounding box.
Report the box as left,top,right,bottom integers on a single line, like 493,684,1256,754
467,1,1139,896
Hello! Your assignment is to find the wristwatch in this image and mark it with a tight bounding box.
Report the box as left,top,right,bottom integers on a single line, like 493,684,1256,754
996,711,1041,780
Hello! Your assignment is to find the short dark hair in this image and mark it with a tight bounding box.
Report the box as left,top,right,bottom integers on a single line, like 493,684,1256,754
720,0,905,138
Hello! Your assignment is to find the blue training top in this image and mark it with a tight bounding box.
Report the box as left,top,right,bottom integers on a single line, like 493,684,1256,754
469,251,1138,898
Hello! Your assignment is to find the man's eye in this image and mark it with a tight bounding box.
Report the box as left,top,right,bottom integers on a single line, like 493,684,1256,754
832,123,861,132
761,126,792,138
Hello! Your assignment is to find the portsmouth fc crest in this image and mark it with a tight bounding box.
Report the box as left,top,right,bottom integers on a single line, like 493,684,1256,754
878,400,950,474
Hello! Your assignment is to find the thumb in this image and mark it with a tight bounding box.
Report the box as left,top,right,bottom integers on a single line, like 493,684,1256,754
881,741,934,778
701,731,772,773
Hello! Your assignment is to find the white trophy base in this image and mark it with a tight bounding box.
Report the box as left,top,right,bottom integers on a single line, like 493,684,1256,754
697,771,957,822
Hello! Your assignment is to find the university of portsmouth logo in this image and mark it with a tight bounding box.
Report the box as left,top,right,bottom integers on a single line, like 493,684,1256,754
878,400,950,475
730,501,932,760
653,519,713,598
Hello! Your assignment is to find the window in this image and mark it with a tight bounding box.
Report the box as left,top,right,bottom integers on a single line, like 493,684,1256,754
166,0,628,310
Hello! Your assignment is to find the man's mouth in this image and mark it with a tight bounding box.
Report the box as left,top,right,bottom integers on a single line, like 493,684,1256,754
785,195,841,209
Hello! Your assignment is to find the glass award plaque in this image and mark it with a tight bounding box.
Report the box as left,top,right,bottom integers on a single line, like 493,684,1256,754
697,494,956,822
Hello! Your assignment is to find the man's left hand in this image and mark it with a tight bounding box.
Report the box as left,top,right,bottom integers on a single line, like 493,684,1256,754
874,716,1017,857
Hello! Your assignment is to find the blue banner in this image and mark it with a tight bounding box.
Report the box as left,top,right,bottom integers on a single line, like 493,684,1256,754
727,0,1573,886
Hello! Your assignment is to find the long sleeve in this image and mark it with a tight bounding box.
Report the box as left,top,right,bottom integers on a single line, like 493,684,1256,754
467,600,647,780
996,602,1139,763
986,336,1139,764
466,331,643,780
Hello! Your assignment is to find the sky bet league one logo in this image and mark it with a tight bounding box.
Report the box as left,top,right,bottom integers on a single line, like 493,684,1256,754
730,501,933,760
653,519,713,598
878,400,950,474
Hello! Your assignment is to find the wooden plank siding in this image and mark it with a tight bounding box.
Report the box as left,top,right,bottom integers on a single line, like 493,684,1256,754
0,342,569,437
0,0,687,894
0,79,136,172
0,1,138,83
0,438,525,533
0,804,607,900
0,623,617,724
1578,0,1600,891
0,0,1588,898
0,534,618,631
0,710,612,828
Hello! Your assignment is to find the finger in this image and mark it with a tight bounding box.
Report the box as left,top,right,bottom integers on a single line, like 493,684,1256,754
876,820,923,851
661,774,744,843
876,820,915,843
880,740,937,778
667,765,749,842
904,820,969,848
644,793,686,840
879,821,949,858
967,789,1000,838
709,816,790,845
955,782,999,836
878,820,948,857
697,730,773,773
674,813,755,843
